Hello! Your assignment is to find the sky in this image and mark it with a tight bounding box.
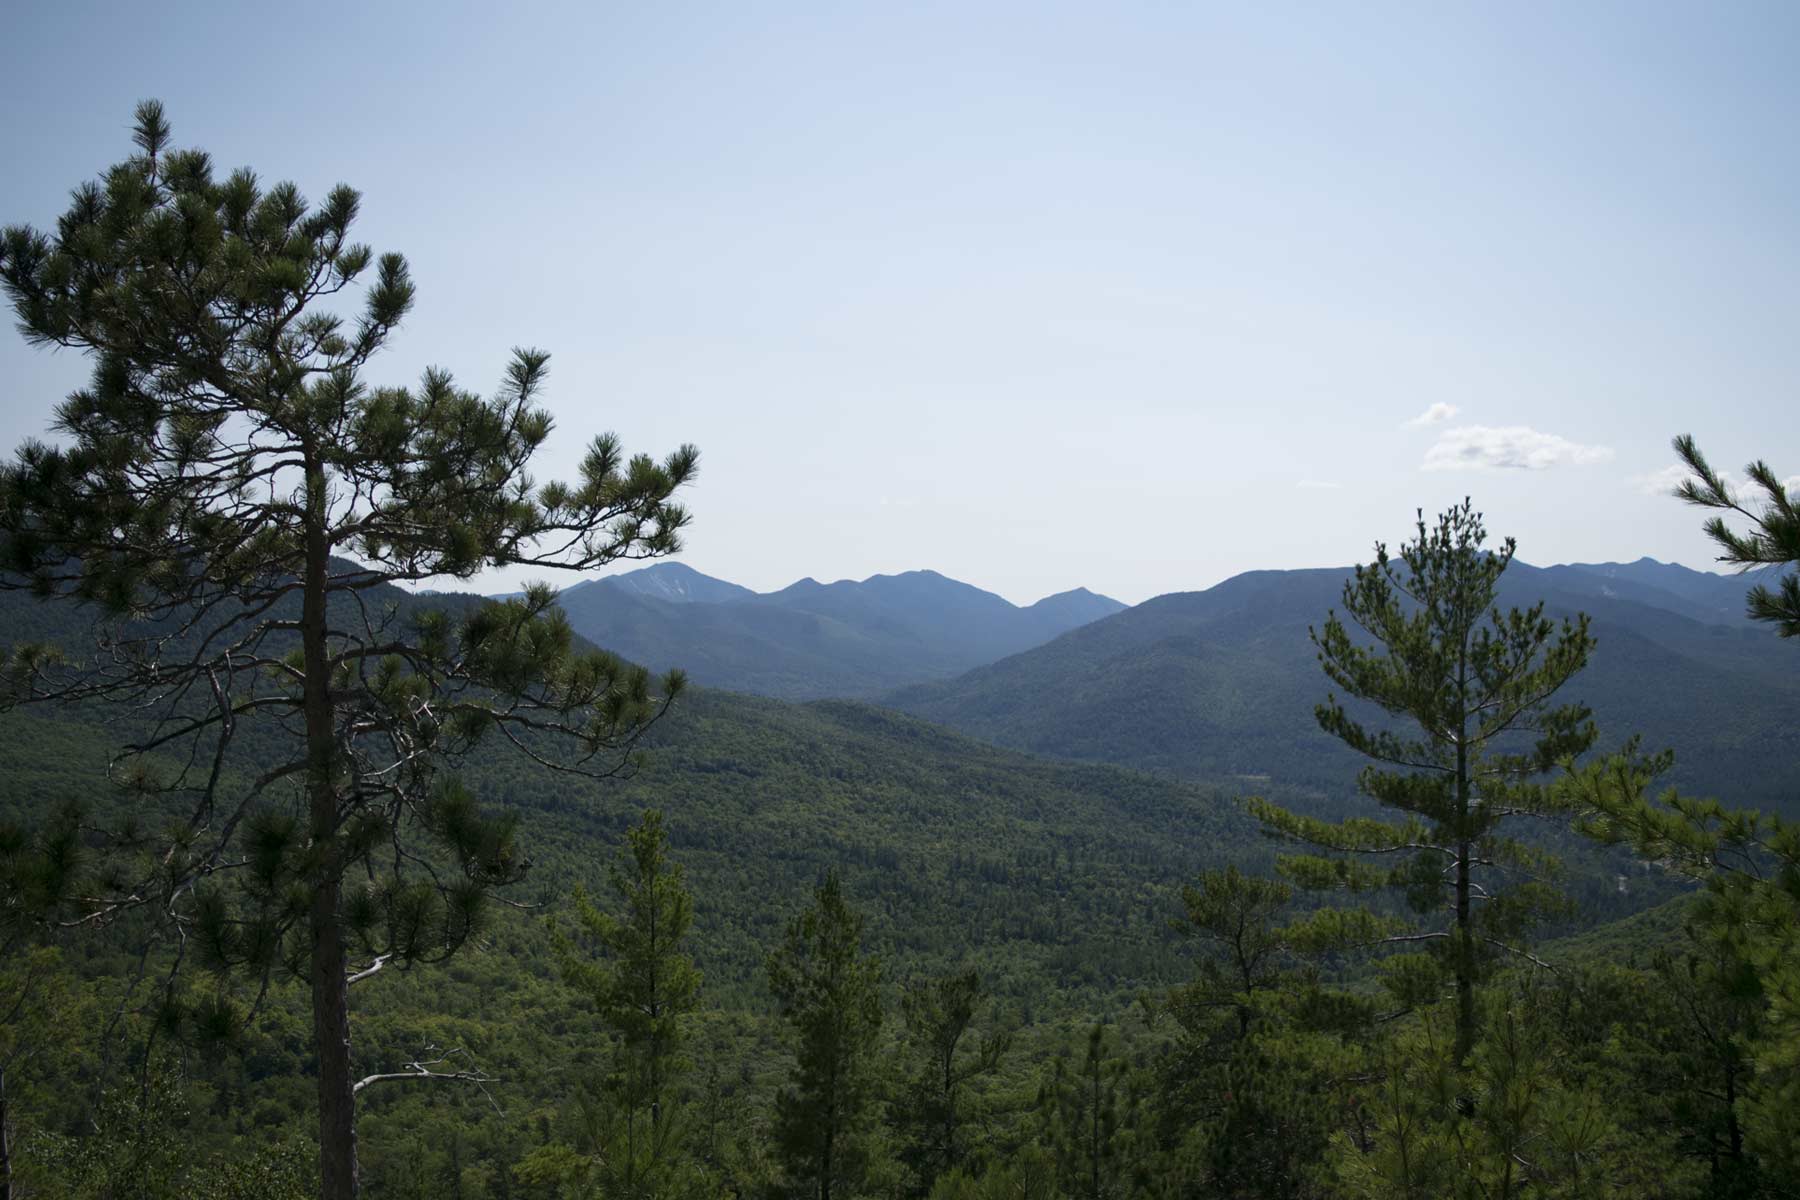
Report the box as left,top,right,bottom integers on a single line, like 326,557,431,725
3,2,1797,606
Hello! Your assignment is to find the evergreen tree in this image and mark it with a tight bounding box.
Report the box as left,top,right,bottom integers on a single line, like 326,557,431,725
1039,1024,1143,1200
1561,435,1800,1192
1644,934,1764,1197
1167,867,1294,1042
0,103,696,1200
1152,867,1347,1200
894,968,1009,1194
1250,501,1596,1068
1155,867,1362,1200
1671,434,1800,633
766,871,884,1200
543,809,704,1197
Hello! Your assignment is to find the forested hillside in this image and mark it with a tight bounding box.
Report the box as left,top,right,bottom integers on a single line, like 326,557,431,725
0,647,1695,1197
0,685,1259,1189
889,560,1800,812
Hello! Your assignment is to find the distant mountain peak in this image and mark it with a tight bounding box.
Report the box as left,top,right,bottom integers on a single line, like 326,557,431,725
1027,587,1127,620
595,562,758,605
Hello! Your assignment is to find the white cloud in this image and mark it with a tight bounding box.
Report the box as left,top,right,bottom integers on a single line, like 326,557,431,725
1296,479,1342,491
1633,463,1697,496
1404,402,1460,428
1421,425,1614,472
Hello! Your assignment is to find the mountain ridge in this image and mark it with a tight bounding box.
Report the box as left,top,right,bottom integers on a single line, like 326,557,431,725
542,563,1129,699
519,557,1781,717
885,557,1800,814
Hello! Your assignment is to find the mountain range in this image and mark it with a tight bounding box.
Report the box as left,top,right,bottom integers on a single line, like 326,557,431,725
508,554,1797,816
533,563,1126,699
887,557,1798,813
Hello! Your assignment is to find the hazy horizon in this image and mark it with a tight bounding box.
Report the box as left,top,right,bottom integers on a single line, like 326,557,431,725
5,2,1797,606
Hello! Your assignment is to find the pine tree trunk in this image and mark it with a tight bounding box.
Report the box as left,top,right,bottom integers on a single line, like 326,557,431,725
1455,842,1474,1068
1454,666,1476,1073
312,875,357,1200
302,495,359,1200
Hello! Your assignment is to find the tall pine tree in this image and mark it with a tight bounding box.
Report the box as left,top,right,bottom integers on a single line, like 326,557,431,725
1251,501,1596,1068
0,103,696,1199
1562,436,1800,1184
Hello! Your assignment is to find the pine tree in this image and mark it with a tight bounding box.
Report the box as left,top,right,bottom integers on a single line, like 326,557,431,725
1671,434,1800,633
548,809,703,1195
0,103,696,1200
766,871,884,1200
1168,866,1294,1042
1250,501,1596,1069
1039,1024,1144,1200
894,968,1009,1194
1647,934,1764,1196
1157,868,1352,1200
1560,436,1800,1188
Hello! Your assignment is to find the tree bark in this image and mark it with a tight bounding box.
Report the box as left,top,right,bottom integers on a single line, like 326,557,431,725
1455,655,1476,1074
1455,839,1474,1069
302,487,359,1200
311,874,357,1200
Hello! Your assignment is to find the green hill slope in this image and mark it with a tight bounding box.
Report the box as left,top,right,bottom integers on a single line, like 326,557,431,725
887,563,1800,812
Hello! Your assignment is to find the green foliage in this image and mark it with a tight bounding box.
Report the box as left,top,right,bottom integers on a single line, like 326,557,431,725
925,1146,1058,1200
557,810,701,1109
1037,1025,1146,1200
1167,866,1296,1040
1560,748,1800,1191
543,809,707,1197
893,968,1011,1193
1671,434,1800,635
1330,980,1653,1200
1182,1024,1354,1200
1151,866,1363,1200
0,802,86,950
25,1064,316,1200
767,871,886,1200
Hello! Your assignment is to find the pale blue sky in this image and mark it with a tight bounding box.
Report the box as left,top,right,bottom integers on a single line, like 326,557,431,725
4,2,1797,604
